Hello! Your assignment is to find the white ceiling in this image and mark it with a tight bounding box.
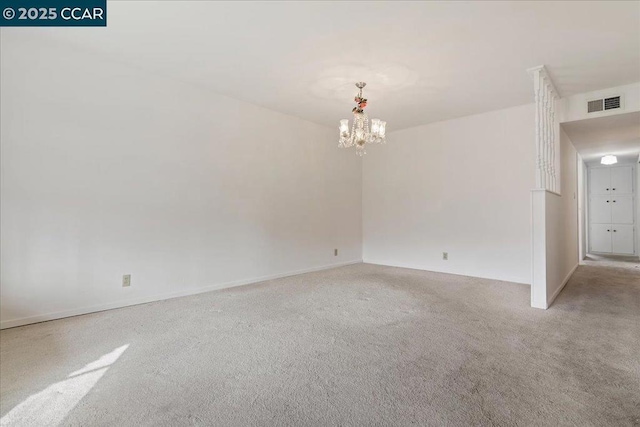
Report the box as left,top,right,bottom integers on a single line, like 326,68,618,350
5,1,640,130
562,112,640,163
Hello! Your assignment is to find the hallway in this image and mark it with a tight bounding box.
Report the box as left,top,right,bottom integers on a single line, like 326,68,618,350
554,257,640,313
582,254,640,271
549,260,640,425
558,251,640,318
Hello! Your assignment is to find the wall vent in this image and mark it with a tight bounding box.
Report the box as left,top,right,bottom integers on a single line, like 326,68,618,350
587,95,622,113
604,96,621,110
587,99,603,113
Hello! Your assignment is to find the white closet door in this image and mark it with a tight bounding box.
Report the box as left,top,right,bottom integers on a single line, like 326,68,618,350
589,195,612,223
611,195,634,224
612,225,635,255
590,168,611,194
611,166,633,195
590,224,612,253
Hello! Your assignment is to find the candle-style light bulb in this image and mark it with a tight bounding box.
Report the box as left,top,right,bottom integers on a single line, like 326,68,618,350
371,119,381,136
339,119,350,137
378,121,386,138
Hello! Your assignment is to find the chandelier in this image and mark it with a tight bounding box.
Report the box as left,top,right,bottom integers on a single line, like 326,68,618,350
338,82,386,156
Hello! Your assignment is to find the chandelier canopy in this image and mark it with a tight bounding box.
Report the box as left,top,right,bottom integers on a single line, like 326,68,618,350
338,82,386,156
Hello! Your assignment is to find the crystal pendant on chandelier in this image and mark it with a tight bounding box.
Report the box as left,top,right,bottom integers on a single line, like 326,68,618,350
338,82,387,156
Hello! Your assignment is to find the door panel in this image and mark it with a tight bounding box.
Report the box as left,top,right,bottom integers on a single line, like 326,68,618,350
589,168,610,194
611,195,634,224
610,166,633,195
612,225,635,255
590,224,612,253
589,195,612,224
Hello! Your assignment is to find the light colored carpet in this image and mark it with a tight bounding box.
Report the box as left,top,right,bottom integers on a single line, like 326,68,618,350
583,253,640,271
1,263,639,426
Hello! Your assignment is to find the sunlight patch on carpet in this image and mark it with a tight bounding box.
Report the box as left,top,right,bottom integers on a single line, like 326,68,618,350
0,344,129,427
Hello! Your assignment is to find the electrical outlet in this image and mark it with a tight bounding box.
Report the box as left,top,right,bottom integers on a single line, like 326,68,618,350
442,252,448,261
334,248,338,256
122,274,131,287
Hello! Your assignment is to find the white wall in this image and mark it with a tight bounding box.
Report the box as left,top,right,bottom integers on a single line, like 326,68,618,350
531,129,579,308
544,129,579,305
557,82,640,123
362,104,535,284
638,155,640,259
578,156,587,261
0,33,362,328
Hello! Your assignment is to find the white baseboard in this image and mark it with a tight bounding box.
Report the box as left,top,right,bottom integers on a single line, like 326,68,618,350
546,263,579,308
362,259,531,285
0,259,362,330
